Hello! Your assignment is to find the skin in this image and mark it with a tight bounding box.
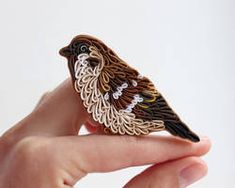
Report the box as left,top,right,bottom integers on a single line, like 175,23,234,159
0,79,211,188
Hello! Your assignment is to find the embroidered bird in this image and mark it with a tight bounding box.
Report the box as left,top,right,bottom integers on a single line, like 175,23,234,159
59,35,200,142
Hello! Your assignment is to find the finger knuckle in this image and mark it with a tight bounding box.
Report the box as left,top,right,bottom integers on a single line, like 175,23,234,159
14,137,51,163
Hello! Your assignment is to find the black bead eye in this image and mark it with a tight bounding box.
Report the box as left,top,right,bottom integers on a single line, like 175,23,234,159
80,44,88,53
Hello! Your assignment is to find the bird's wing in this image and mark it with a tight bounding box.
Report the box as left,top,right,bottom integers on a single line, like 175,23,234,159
100,70,199,142
97,61,147,111
95,55,199,142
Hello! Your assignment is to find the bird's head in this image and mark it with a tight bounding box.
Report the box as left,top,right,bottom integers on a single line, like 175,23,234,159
59,35,92,59
59,35,116,81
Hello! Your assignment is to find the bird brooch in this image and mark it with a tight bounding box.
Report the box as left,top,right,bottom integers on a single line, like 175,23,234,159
59,35,200,142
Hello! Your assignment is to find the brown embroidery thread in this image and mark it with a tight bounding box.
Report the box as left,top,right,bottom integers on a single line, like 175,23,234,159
60,35,200,142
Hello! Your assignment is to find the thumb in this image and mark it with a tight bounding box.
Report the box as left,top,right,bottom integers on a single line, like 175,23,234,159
124,156,207,188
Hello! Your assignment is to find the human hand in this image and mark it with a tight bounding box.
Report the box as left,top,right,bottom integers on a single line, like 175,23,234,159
0,79,211,188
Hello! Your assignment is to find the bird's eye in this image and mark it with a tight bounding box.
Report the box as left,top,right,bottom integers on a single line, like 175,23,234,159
80,44,88,52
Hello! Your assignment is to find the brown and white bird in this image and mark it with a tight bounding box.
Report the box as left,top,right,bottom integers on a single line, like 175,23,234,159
59,35,200,142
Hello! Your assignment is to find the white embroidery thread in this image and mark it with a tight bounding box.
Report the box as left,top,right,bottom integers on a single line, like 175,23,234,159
74,47,164,135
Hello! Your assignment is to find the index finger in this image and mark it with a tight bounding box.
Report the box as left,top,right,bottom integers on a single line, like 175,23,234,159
54,135,211,173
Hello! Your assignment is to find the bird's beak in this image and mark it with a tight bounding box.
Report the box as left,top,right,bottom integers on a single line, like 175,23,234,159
59,46,72,58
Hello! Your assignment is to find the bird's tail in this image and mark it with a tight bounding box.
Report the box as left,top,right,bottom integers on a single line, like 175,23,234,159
150,94,200,142
164,120,200,142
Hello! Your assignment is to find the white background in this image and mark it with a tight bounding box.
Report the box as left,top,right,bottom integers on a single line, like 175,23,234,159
0,0,234,187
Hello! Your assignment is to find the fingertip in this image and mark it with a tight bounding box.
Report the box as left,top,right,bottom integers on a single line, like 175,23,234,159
195,136,212,156
124,156,208,188
82,117,108,135
179,157,208,187
34,91,51,109
84,122,99,133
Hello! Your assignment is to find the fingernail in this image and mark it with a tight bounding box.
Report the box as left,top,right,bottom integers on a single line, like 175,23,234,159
179,162,207,188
